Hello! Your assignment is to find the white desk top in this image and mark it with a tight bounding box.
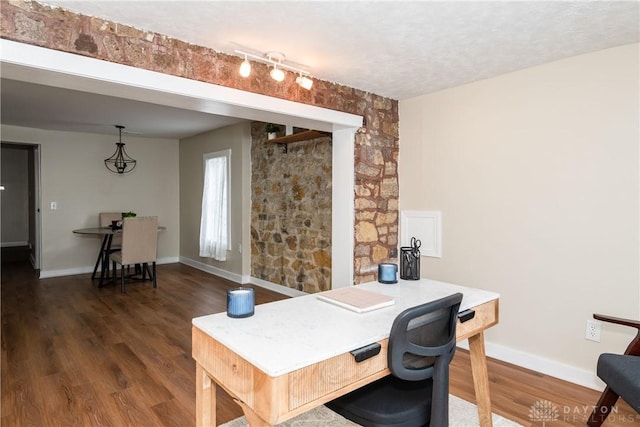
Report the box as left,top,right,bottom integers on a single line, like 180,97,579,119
192,279,499,377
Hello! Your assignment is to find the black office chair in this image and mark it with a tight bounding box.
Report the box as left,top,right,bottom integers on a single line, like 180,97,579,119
326,292,463,427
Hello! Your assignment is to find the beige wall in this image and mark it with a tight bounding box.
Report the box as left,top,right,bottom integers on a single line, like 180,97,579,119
399,44,639,378
0,125,180,276
179,122,252,278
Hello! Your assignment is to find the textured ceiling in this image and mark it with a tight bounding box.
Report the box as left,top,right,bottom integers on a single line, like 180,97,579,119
3,1,638,139
39,1,639,101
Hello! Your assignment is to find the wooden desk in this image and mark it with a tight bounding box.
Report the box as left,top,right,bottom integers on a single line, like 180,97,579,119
192,279,499,427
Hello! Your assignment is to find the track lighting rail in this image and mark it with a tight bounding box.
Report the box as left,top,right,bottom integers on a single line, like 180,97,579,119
234,49,310,76
234,49,314,90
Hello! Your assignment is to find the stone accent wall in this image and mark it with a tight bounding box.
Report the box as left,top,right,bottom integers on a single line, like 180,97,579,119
251,123,332,293
1,0,399,284
354,120,399,282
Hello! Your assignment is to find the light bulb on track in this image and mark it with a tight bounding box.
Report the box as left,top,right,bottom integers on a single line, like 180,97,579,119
296,75,313,90
270,65,285,82
239,56,251,77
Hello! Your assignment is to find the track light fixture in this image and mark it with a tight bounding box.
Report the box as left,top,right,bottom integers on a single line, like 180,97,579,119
296,74,313,90
235,49,313,90
270,64,285,82
239,54,251,77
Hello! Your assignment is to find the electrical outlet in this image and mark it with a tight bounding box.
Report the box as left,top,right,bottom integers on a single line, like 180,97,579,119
586,320,601,342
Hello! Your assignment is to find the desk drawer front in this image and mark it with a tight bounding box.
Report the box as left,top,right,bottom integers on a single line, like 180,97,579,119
288,341,388,410
456,299,499,341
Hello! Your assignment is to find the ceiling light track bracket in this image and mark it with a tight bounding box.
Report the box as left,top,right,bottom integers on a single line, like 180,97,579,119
235,49,310,76
234,49,313,89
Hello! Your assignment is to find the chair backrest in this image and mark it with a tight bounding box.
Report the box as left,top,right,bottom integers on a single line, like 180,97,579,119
120,216,158,265
388,292,463,427
388,292,463,380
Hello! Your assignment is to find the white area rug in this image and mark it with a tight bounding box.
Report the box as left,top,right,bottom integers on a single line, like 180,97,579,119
220,395,522,426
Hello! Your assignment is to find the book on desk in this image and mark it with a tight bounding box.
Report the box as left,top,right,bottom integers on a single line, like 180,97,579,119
316,287,394,313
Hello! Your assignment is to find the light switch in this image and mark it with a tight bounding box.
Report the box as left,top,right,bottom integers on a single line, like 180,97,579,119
50,201,57,210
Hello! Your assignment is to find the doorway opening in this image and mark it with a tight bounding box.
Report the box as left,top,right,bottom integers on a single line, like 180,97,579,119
0,142,40,270
1,40,359,285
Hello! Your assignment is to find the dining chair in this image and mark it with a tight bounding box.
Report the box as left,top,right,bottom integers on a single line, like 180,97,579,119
326,292,463,427
97,212,124,285
110,216,158,292
99,212,123,251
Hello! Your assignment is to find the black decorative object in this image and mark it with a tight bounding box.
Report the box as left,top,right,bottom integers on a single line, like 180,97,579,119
105,125,137,174
400,237,421,280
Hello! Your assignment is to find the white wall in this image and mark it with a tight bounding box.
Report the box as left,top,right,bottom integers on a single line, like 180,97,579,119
399,44,639,387
179,123,252,280
0,125,180,276
0,145,29,246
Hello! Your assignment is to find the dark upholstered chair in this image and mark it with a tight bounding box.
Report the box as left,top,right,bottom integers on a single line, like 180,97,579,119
326,293,463,427
587,314,640,427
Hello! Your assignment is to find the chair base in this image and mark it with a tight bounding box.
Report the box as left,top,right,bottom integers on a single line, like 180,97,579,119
587,386,619,427
111,261,157,292
326,376,433,427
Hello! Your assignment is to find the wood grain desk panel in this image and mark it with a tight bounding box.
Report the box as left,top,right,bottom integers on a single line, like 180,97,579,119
288,340,389,410
287,299,498,410
457,299,499,341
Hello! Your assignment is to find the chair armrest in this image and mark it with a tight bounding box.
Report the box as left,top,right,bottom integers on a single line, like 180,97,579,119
594,314,640,356
594,314,640,330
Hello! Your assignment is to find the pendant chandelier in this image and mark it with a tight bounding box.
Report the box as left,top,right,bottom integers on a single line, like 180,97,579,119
104,125,137,174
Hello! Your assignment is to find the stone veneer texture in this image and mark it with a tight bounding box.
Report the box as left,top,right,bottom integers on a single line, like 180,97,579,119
1,0,399,284
251,124,332,293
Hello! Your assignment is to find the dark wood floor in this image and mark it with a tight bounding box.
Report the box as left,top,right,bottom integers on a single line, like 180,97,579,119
1,248,636,426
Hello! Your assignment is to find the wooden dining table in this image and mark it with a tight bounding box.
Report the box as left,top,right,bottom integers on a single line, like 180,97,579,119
72,226,166,286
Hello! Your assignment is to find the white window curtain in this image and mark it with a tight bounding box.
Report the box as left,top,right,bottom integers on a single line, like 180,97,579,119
199,150,230,261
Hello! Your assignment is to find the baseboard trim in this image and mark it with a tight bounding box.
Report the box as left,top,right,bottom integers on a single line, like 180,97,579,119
248,276,307,297
457,340,605,391
39,257,179,279
1,241,29,248
40,267,90,279
177,257,306,297
178,257,247,284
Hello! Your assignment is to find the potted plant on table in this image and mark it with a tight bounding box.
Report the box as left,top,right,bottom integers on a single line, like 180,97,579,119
113,211,136,229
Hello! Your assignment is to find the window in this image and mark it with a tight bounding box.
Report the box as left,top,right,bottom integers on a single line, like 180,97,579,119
199,149,231,261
